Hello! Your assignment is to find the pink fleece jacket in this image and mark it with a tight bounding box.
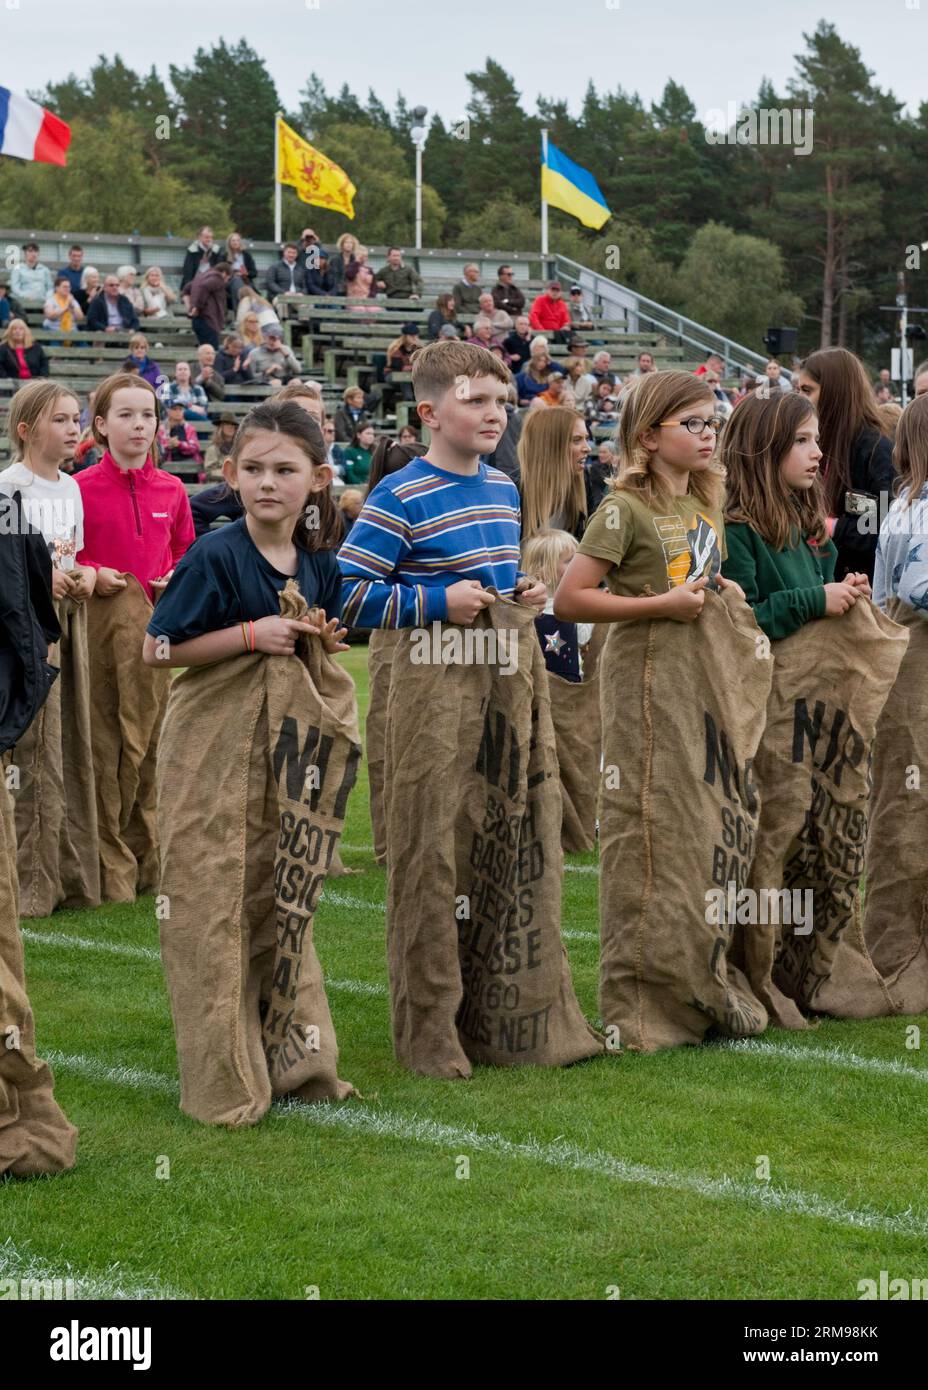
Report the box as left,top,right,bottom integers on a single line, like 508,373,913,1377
76,450,195,600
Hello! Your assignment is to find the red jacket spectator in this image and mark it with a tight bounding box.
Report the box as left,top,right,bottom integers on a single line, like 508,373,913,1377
529,283,570,334
158,419,203,467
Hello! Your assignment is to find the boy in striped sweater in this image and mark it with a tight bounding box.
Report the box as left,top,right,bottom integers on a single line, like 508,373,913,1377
339,340,545,628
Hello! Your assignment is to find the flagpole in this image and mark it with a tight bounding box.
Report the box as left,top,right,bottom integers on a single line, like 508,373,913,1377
274,111,282,245
540,127,549,262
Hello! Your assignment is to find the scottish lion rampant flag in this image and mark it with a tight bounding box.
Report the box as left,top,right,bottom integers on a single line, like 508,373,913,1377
0,87,71,165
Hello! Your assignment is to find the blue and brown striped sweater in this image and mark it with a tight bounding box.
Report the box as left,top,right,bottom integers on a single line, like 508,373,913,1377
338,456,523,628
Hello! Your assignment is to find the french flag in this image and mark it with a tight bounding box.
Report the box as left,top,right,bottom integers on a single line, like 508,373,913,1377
0,86,71,165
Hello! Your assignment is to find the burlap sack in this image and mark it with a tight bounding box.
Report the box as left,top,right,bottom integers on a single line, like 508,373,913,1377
384,593,603,1078
367,628,402,866
86,576,169,902
863,599,928,1013
157,581,360,1127
0,783,78,1175
741,600,908,1024
547,625,607,853
11,596,100,917
599,589,771,1052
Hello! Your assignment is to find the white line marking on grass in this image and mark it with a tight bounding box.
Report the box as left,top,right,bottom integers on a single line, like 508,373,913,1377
47,1051,928,1241
718,1038,928,1084
24,931,387,998
335,845,601,879
0,1238,187,1301
22,928,160,961
321,891,385,912
562,929,597,942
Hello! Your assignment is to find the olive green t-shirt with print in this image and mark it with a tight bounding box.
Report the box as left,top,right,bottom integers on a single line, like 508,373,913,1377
578,490,726,596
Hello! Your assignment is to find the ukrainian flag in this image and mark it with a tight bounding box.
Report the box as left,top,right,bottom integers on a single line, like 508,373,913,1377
541,140,610,231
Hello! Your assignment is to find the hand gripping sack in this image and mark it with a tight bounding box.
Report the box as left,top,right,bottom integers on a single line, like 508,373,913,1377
157,581,360,1126
598,588,771,1052
366,628,403,867
383,593,603,1078
863,599,928,1014
0,783,77,1175
547,625,607,853
10,596,100,917
87,577,169,902
742,600,907,1024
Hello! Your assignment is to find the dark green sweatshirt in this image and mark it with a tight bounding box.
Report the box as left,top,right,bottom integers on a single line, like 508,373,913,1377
722,522,837,640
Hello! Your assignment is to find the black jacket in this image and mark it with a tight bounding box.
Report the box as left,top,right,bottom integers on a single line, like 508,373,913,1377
265,260,307,297
189,483,245,540
832,428,896,583
181,242,221,292
0,491,60,754
0,343,49,379
86,293,139,332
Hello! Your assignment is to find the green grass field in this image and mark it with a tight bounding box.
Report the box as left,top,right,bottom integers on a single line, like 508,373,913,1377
3,644,927,1301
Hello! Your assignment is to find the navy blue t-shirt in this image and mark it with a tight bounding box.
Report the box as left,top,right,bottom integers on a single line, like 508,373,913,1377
147,516,342,642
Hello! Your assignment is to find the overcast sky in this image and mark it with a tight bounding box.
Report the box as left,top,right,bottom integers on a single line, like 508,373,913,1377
2,0,925,127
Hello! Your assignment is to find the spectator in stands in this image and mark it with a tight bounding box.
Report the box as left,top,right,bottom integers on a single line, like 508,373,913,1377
158,401,203,470
584,350,618,391
58,245,84,296
453,263,483,315
122,333,162,388
216,332,251,384
334,386,368,443
181,226,220,300
246,326,301,385
567,284,594,332
346,260,381,313
236,285,281,338
587,439,617,513
78,266,101,313
503,315,533,371
342,422,376,484
703,369,732,418
0,319,49,380
875,367,894,396
224,232,258,304
564,355,592,408
515,338,560,406
467,321,503,351
188,261,232,350
202,413,239,482
534,370,572,409
694,351,725,378
875,383,893,405
322,418,346,477
529,280,571,344
328,232,360,296
117,266,146,316
344,245,376,295
300,227,326,259
239,310,264,356
375,246,422,300
265,242,306,299
492,264,525,318
140,266,177,319
42,275,85,336
86,274,140,333
10,242,53,303
337,488,366,539
633,351,656,376
398,425,419,448
426,293,458,340
72,426,99,473
586,380,619,427
474,291,512,339
764,358,791,394
0,279,14,329
304,245,333,296
167,361,209,420
194,343,226,402
386,323,421,372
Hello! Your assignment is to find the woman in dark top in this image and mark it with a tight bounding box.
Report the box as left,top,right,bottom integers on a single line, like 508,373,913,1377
0,320,49,380
798,347,895,582
426,293,457,340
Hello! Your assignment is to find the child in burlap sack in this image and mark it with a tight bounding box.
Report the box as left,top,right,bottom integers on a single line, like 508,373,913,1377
76,374,195,902
0,382,100,916
720,391,899,1025
339,340,602,1078
556,370,768,1051
866,395,928,1012
145,400,358,1126
0,492,77,1175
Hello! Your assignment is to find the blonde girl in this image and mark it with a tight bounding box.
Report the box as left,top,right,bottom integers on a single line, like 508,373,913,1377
140,266,177,318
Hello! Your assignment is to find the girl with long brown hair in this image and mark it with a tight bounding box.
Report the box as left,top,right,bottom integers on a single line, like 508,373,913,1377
720,392,866,639
798,347,895,582
518,405,590,541
873,394,928,613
